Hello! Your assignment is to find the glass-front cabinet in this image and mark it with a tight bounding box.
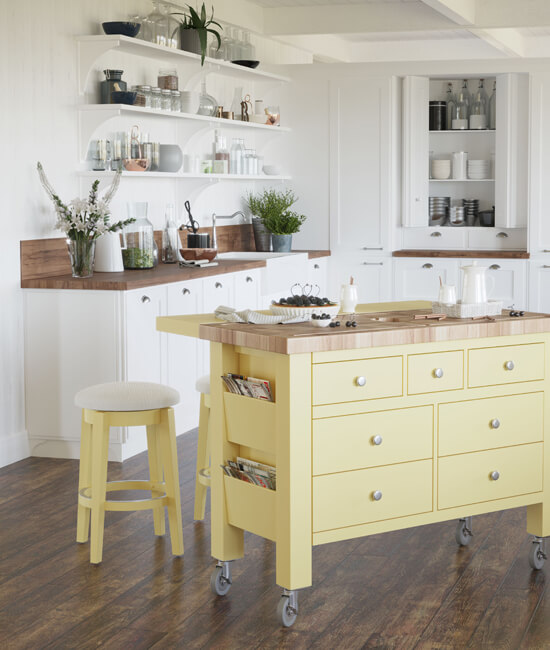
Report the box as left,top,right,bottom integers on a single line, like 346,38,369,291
402,73,529,231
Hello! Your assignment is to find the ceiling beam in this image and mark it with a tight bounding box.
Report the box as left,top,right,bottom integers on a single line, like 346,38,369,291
419,0,476,26
469,28,526,57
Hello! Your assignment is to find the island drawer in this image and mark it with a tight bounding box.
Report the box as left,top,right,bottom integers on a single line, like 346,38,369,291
408,350,463,395
438,392,543,457
438,443,543,510
312,356,403,406
313,405,433,475
312,459,432,532
468,343,545,388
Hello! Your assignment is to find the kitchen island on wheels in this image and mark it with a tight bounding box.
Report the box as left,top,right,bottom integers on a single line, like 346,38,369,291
159,307,550,627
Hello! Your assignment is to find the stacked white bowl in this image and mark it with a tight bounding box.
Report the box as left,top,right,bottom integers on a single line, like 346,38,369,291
431,159,451,180
467,159,491,180
180,91,200,115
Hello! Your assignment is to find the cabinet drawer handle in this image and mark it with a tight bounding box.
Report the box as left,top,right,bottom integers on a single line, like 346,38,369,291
496,232,509,238
362,262,384,266
489,264,501,270
490,470,500,481
182,288,191,295
372,490,383,501
355,376,366,387
543,265,550,269
362,247,383,250
372,435,383,446
433,367,444,378
490,418,500,429
313,264,320,269
422,263,434,269
141,295,151,304
430,232,442,238
215,282,223,289
504,360,515,371
245,276,253,282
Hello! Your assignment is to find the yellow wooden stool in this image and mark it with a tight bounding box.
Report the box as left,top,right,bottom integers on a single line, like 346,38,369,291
194,374,211,520
74,381,184,564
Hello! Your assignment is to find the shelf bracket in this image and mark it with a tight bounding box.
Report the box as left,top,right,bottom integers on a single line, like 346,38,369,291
78,108,121,161
77,37,122,95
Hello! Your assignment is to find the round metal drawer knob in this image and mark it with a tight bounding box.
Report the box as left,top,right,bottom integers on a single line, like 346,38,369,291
505,360,515,371
372,435,383,446
356,376,366,387
490,471,500,481
372,490,383,501
433,368,444,379
490,418,500,429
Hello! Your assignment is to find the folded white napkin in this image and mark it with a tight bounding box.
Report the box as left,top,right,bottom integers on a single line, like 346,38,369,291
214,305,310,325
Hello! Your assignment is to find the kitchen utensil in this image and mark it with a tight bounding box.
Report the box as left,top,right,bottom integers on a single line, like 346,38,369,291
231,60,260,68
460,262,496,304
186,233,211,248
182,200,199,234
266,106,280,126
102,21,141,37
478,208,495,227
94,232,124,272
240,94,252,121
179,247,217,262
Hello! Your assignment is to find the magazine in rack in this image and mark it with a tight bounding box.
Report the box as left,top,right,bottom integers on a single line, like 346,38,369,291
221,373,273,401
222,457,277,490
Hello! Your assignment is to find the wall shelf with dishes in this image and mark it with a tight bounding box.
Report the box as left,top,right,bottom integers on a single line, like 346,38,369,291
77,170,290,181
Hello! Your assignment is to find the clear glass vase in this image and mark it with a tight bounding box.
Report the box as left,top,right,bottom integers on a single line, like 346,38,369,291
122,203,154,269
67,239,96,278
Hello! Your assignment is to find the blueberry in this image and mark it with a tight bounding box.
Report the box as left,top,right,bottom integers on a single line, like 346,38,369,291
335,321,340,327
510,310,517,317
280,298,287,304
346,321,351,327
329,322,336,328
519,311,525,316
352,321,357,327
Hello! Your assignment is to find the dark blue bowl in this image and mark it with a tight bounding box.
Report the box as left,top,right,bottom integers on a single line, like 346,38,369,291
102,22,141,38
111,91,137,105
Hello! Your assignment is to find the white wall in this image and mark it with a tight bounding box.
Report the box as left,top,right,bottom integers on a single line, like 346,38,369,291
0,0,303,468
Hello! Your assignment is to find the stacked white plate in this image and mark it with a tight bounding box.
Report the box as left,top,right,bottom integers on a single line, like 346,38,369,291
467,159,491,180
431,159,451,180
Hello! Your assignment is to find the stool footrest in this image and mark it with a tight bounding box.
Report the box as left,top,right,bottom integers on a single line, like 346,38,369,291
79,480,168,512
198,467,211,487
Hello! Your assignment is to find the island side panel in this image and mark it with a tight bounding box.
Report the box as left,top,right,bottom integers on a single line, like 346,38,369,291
527,333,550,537
275,352,313,590
210,342,245,561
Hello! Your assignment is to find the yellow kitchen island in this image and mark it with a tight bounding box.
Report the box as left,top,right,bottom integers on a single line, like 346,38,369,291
159,308,550,627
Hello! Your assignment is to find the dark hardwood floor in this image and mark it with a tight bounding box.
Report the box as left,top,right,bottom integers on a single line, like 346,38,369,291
1,431,549,649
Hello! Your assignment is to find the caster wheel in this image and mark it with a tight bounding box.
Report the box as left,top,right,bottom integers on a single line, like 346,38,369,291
529,541,546,570
210,566,232,596
455,520,473,546
277,595,297,627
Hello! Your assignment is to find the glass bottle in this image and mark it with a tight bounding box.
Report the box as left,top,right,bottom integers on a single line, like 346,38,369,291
230,86,243,120
232,29,245,60
208,33,224,59
488,80,496,130
215,133,230,173
197,80,217,116
162,204,179,263
123,203,155,269
227,27,240,60
101,70,126,104
470,78,488,129
230,138,244,174
147,1,171,46
241,31,255,60
221,27,234,61
452,81,470,130
445,82,456,130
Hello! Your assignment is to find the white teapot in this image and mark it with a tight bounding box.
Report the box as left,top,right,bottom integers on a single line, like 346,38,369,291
460,262,495,304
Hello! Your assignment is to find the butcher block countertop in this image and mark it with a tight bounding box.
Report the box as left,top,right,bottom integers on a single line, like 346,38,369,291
393,250,530,259
199,309,550,354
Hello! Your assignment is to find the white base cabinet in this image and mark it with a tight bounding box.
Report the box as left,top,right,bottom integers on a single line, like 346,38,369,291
329,253,392,304
528,261,550,312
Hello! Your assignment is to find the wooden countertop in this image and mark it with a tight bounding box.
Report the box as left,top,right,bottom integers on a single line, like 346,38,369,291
199,309,550,354
393,250,530,259
21,251,330,291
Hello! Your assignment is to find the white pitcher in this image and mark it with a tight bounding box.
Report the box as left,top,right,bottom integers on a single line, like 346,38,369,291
94,232,124,272
460,262,495,304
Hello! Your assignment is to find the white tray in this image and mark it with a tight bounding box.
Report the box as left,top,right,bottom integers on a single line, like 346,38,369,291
432,300,503,318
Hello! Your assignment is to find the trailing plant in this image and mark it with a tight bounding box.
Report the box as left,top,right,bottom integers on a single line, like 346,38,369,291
246,189,306,235
172,3,222,65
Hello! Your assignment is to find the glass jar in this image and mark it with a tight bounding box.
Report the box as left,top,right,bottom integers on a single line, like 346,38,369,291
150,87,161,110
146,1,170,47
171,90,181,112
131,85,146,108
197,80,217,116
230,138,244,174
137,85,152,109
241,30,255,60
158,68,178,90
488,80,496,130
161,89,172,111
208,32,224,59
122,203,154,269
101,69,126,104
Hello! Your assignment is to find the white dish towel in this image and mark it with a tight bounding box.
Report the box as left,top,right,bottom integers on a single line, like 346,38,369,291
214,305,310,325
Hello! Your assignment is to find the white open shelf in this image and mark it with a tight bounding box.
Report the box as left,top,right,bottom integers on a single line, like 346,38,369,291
77,170,290,181
429,130,496,134
430,179,494,182
77,34,290,94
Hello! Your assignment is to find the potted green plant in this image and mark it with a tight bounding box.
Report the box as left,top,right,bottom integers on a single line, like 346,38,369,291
172,3,222,65
246,189,306,252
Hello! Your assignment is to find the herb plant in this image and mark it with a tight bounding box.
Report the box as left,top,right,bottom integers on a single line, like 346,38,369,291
246,189,306,235
172,3,222,65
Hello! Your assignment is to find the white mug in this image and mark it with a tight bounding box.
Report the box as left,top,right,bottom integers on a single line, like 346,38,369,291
438,284,457,306
340,284,358,313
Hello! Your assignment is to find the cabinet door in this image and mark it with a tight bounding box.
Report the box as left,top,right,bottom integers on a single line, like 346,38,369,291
329,76,396,250
308,258,329,296
393,258,458,301
402,76,429,227
166,280,201,434
480,259,527,310
529,72,550,253
495,73,529,228
329,253,392,303
528,262,550,312
201,275,233,375
124,286,165,384
233,270,261,311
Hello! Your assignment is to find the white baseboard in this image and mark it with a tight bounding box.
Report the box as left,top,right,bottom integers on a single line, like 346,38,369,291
29,435,124,463
0,430,30,468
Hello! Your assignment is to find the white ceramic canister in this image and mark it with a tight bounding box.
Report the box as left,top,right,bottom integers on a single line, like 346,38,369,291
451,151,468,180
340,283,358,313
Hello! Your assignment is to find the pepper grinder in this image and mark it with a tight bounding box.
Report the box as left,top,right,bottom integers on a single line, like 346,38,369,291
341,276,358,313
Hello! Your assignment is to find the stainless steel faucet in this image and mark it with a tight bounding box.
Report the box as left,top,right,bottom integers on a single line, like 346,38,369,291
211,211,245,250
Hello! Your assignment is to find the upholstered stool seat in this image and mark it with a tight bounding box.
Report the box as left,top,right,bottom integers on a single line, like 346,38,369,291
195,375,210,395
75,381,184,564
194,375,211,520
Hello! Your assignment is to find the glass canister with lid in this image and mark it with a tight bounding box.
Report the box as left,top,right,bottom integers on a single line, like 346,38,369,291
150,87,162,110
171,90,181,112
137,84,152,108
161,89,172,111
122,202,155,269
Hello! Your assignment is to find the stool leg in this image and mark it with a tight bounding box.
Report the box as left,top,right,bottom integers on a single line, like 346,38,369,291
76,411,92,543
89,413,110,564
194,394,210,520
147,424,166,536
158,408,184,556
